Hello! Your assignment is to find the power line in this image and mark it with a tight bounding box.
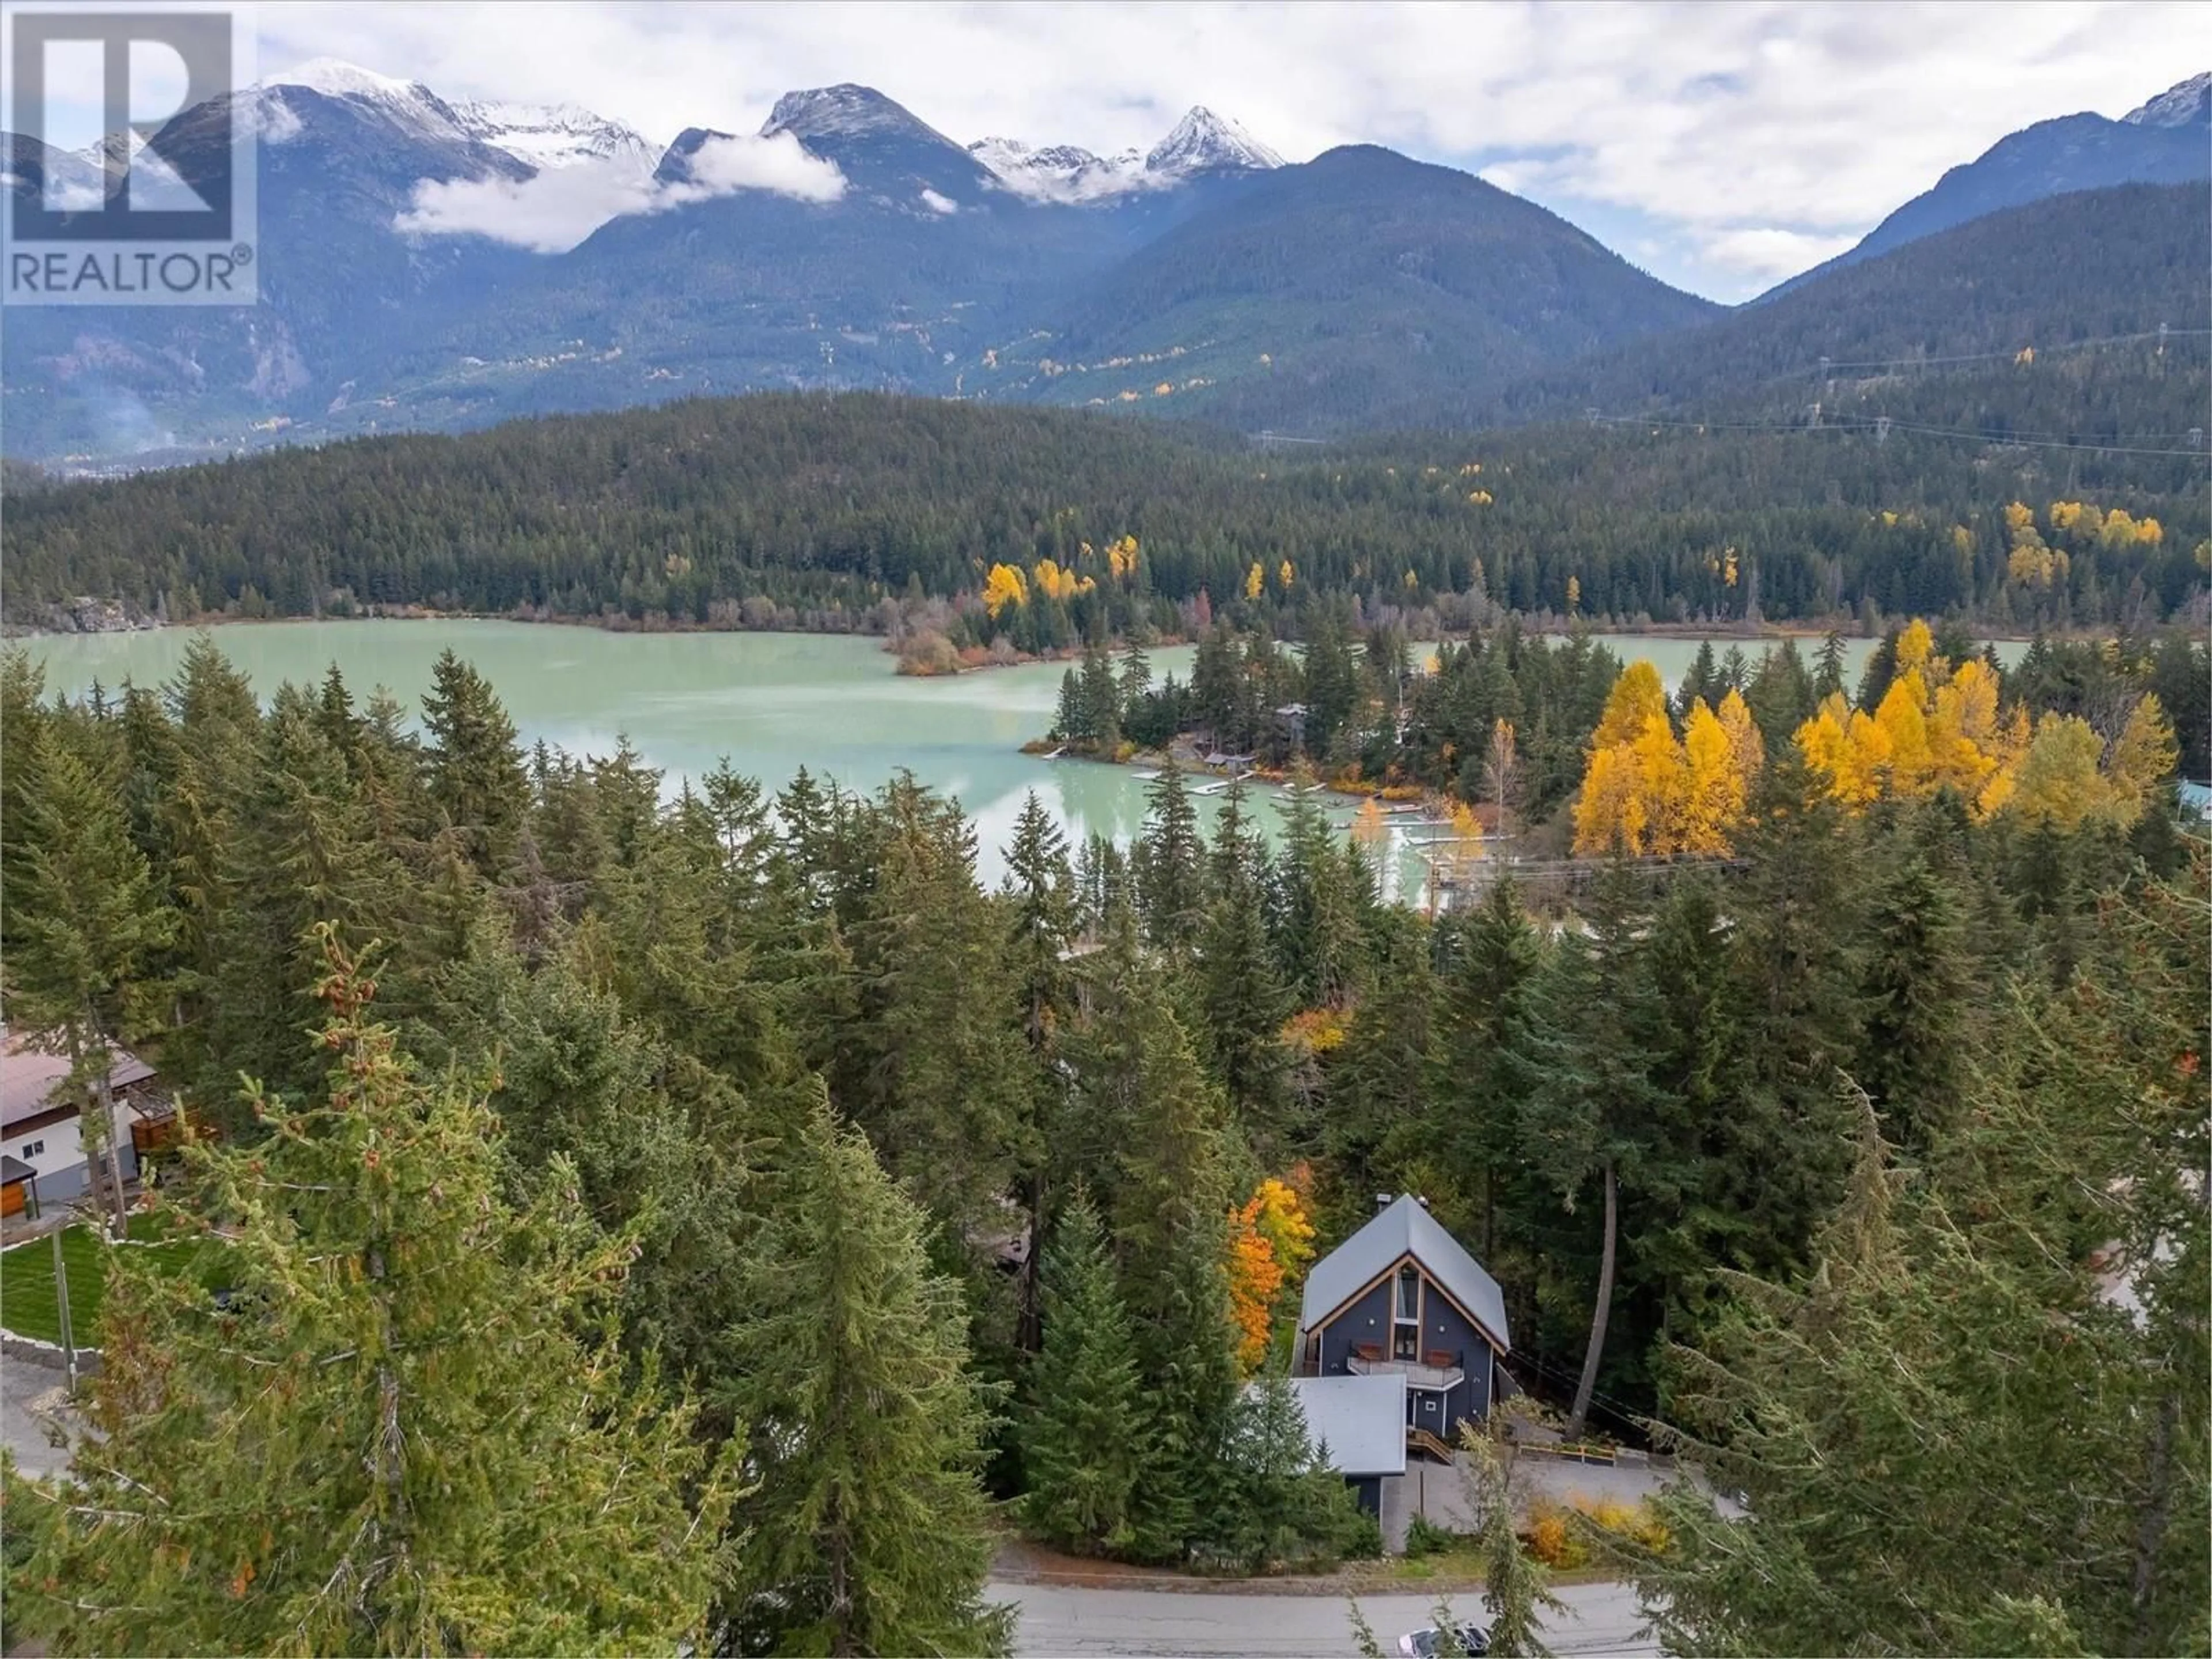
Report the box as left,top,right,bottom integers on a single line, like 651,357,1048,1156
1588,411,2210,459
1802,327,2212,377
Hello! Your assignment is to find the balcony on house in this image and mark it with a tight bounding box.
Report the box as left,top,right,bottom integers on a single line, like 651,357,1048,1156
1346,1341,1465,1391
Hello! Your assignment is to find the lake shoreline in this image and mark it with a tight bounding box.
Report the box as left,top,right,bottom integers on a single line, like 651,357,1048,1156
3,604,2052,653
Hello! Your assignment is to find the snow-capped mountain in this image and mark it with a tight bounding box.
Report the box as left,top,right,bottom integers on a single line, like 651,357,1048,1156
760,84,962,150
970,107,1282,203
259,60,655,179
2123,71,2210,128
968,137,1147,203
1145,106,1283,177
452,100,657,176
256,58,475,143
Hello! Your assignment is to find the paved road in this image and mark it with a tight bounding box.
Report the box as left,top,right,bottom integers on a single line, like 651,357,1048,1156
1,1359,79,1480
993,1579,1655,1657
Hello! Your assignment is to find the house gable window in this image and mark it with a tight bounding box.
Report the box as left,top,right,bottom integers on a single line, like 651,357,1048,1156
1393,1262,1421,1360
20,1141,43,1158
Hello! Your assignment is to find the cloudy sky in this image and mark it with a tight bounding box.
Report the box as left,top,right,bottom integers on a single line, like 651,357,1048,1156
40,0,2211,300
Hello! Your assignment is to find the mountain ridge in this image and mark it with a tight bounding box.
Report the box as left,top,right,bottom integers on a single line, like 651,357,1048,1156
1764,69,2210,297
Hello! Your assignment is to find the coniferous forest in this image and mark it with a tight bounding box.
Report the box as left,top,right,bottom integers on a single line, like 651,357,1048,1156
6,366,2207,643
1,621,2205,1654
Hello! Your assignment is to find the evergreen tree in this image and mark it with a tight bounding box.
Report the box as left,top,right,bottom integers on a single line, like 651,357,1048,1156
1195,781,1291,1131
1054,668,1086,745
421,649,529,877
1000,790,1081,1338
1134,764,1205,953
717,1094,1012,1658
1328,908,1440,1203
195,692,402,1122
1460,1419,1565,1658
4,933,733,1656
1019,1191,1149,1555
1062,918,1240,1560
1526,862,1666,1437
841,777,1035,1253
1425,880,1548,1260
1208,1376,1376,1573
1812,630,1849,703
4,720,176,1232
1275,768,1363,1006
1853,850,1971,1152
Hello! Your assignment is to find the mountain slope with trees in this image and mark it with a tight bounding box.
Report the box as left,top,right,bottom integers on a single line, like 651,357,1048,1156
6,371,2205,639
1487,182,2212,429
972,145,1718,433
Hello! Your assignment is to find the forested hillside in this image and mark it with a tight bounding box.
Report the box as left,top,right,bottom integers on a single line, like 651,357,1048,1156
7,386,2205,636
1487,183,2212,426
3,631,2203,1654
980,145,1718,431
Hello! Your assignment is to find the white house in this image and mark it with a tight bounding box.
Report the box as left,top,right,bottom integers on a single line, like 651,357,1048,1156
1,1029,154,1216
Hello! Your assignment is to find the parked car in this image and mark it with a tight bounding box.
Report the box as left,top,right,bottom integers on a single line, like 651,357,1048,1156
1397,1623,1489,1657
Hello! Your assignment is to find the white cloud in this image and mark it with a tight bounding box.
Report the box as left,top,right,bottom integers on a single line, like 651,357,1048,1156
395,131,843,252
1703,226,1862,278
919,187,959,214
251,1,2209,297
671,131,846,204
397,156,660,251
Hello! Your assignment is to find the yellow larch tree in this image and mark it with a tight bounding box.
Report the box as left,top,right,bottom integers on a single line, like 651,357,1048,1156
1249,1177,1316,1295
1573,742,1650,856
1893,618,1937,680
1715,688,1765,795
2009,714,2111,830
2104,693,2180,824
1631,711,1692,853
1592,661,1668,749
1796,692,1889,810
1975,704,2033,818
982,562,1028,619
1926,657,2003,797
1680,699,1746,855
1870,672,1934,796
1245,562,1265,601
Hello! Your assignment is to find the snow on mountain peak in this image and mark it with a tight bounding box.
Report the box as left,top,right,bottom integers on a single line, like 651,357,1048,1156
453,99,658,175
263,57,426,103
972,106,1279,202
760,84,958,151
1145,105,1283,176
2122,71,2211,128
969,135,1147,203
254,58,473,145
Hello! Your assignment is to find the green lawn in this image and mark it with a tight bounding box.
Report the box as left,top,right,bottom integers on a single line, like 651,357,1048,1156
0,1215,233,1347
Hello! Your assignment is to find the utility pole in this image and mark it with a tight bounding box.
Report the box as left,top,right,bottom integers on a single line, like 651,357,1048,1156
52,1223,77,1393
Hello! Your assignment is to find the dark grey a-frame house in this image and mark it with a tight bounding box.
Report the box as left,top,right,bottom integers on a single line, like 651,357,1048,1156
1293,1195,1511,1451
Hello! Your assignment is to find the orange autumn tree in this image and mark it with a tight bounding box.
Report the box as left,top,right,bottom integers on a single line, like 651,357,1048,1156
1224,1177,1316,1374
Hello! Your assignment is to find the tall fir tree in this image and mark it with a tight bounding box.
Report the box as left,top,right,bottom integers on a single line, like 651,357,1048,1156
4,933,734,1656
716,1093,1012,1658
4,718,176,1232
1134,763,1206,953
420,649,529,878
1195,781,1291,1134
1019,1190,1149,1555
